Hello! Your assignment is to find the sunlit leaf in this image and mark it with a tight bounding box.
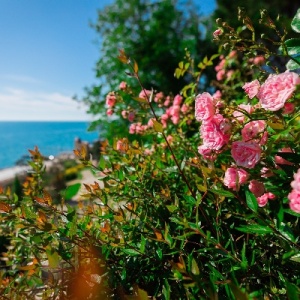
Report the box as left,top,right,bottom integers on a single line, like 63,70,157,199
46,249,60,268
236,224,273,235
123,248,140,256
153,120,163,133
291,9,300,33
246,190,258,212
191,258,200,275
65,183,81,200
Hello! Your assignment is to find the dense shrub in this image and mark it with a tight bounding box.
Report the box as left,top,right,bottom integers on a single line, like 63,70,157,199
1,8,300,299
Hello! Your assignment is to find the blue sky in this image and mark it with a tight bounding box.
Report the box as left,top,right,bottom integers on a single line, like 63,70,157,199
0,0,216,121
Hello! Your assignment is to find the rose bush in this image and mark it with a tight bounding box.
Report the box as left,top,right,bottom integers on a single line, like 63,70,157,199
1,7,300,300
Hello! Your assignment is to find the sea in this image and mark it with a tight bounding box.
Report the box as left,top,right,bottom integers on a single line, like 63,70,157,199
0,121,100,169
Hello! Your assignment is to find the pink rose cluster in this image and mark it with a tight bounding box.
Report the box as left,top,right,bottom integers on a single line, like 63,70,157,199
288,169,300,213
243,71,300,111
223,169,275,206
129,122,149,134
195,92,230,160
215,51,237,81
106,92,117,116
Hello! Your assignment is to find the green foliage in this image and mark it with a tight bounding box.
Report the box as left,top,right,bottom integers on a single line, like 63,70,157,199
2,5,300,300
78,0,209,142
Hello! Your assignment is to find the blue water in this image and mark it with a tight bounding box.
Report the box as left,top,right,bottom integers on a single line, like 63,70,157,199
0,121,100,169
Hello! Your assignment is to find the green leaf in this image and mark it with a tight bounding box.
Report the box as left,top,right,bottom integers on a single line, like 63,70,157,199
286,59,300,70
286,281,300,300
162,279,171,300
98,155,106,170
123,248,140,256
191,258,200,275
291,8,300,33
46,249,60,268
290,253,300,263
236,224,273,235
284,209,300,217
246,190,258,212
166,205,178,213
64,183,81,200
241,242,248,269
209,188,235,198
279,224,295,242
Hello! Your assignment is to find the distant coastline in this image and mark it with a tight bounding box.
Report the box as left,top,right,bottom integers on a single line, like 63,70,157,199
0,121,99,169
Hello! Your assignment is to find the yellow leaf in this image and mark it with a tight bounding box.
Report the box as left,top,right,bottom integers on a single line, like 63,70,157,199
133,59,138,73
267,121,284,130
153,120,163,133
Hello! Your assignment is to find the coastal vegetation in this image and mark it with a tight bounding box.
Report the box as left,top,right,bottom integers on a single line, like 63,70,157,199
1,1,300,299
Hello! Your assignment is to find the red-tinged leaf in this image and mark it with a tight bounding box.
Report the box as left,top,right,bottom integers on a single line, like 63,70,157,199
19,264,36,271
118,49,129,63
37,210,47,224
35,197,50,207
83,183,92,193
43,190,52,205
0,202,11,213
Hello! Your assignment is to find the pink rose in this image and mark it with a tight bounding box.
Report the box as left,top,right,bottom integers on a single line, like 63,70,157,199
291,169,300,192
128,111,135,122
195,92,215,121
106,108,113,116
139,89,151,100
257,71,300,111
121,110,128,119
257,193,269,207
173,94,183,106
231,141,261,169
181,104,189,114
249,180,265,197
260,167,274,178
288,190,300,213
283,102,295,114
216,70,225,81
200,114,230,150
106,92,116,107
197,146,217,161
119,81,127,90
213,28,222,38
154,92,164,102
223,167,249,191
241,120,267,145
242,80,260,99
129,123,136,134
249,56,265,65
